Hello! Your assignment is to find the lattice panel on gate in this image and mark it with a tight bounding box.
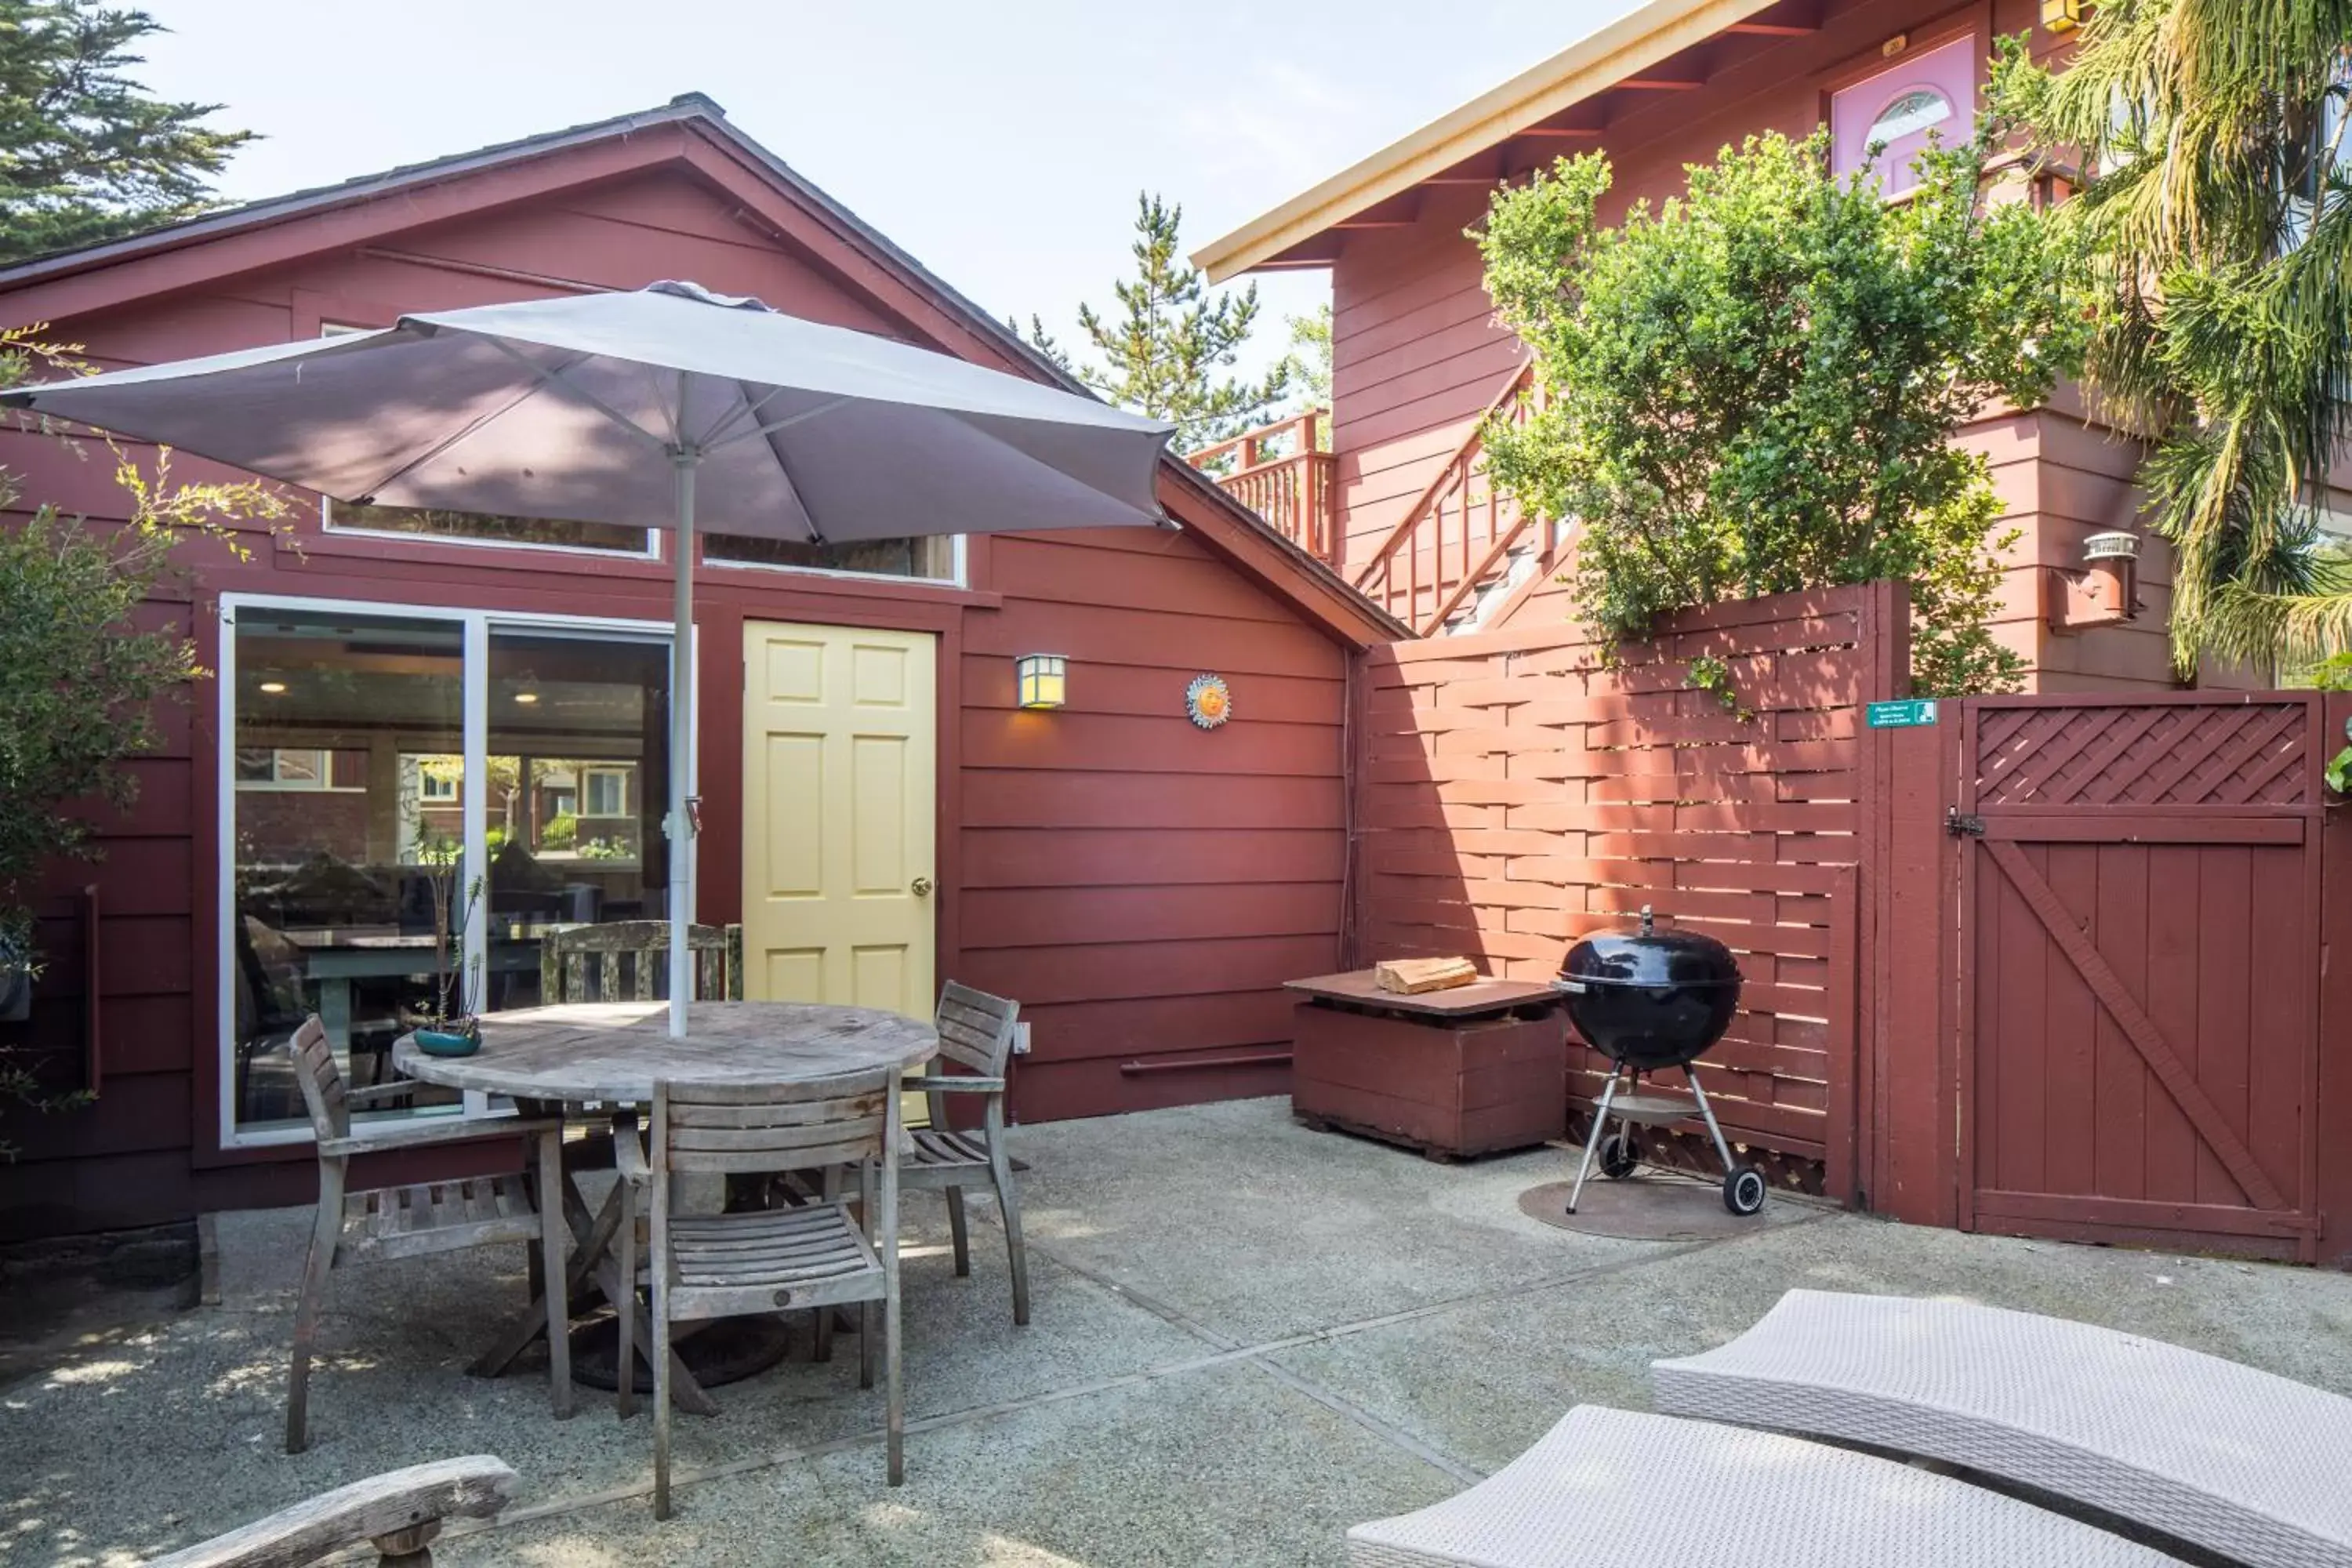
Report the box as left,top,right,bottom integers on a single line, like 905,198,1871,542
1973,701,2312,808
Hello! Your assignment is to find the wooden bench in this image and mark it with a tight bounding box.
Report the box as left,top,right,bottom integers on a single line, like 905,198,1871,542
147,1455,517,1566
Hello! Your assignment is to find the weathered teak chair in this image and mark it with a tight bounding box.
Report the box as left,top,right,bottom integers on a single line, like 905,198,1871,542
285,1017,572,1453
899,982,1031,1326
614,1066,906,1515
147,1455,517,1567
539,920,742,1004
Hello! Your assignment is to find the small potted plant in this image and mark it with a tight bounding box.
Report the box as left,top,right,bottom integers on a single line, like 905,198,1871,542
413,839,486,1057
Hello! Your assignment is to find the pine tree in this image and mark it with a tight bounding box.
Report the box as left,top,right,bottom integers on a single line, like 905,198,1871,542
0,2,252,264
1042,193,1290,450
1282,304,1332,411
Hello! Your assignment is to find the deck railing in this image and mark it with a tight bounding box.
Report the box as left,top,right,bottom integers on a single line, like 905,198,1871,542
1352,363,1548,636
1187,409,1338,564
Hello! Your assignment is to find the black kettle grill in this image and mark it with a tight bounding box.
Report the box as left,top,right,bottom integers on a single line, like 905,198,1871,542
1553,906,1766,1216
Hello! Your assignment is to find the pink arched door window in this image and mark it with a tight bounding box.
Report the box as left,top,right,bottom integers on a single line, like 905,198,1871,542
1830,34,1980,197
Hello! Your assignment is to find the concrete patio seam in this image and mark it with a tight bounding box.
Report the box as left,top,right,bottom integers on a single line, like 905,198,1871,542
390,1197,1849,1547
1007,1215,1838,1490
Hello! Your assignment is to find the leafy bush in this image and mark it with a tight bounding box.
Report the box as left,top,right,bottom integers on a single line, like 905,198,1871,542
1475,127,2088,695
0,326,293,1150
542,811,577,849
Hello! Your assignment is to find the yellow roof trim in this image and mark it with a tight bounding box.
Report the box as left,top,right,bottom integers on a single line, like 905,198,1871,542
1192,0,1780,283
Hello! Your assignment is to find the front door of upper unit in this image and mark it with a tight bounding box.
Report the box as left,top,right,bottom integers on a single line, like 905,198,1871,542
741,621,937,1018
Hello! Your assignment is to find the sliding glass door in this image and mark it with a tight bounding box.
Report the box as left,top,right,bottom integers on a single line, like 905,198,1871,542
223,597,674,1144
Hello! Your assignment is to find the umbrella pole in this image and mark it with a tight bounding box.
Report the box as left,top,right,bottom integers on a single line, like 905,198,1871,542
668,451,698,1038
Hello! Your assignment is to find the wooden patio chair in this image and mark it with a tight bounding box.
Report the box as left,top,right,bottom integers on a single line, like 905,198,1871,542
899,982,1031,1326
283,1017,572,1454
539,920,742,1005
539,920,741,1185
147,1454,517,1567
615,1065,907,1516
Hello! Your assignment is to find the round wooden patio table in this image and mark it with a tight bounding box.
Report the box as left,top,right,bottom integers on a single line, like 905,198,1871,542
390,999,938,1104
392,1000,936,1408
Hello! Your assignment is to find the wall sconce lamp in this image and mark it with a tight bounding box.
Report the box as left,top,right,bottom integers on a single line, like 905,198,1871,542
1015,653,1067,710
2040,0,2082,32
2048,529,2140,633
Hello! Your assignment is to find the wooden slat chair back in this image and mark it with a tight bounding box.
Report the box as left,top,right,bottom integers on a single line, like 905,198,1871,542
541,920,742,1005
282,1017,571,1454
626,1068,907,1515
902,982,1032,1326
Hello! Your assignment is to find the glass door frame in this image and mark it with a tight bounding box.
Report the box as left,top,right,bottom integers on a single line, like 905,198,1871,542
216,590,689,1150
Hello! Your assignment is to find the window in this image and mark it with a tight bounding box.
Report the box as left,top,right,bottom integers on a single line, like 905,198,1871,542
704,531,957,582
1828,34,1980,198
583,767,629,817
234,747,361,790
223,599,673,1145
1867,89,1953,143
324,499,656,557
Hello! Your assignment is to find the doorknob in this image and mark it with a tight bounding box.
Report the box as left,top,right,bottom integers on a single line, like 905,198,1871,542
911,876,934,897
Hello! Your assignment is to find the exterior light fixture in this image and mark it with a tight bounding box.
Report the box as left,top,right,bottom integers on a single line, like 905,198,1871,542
2040,0,2082,31
514,690,539,705
257,680,288,695
1015,653,1067,710
2050,530,2140,632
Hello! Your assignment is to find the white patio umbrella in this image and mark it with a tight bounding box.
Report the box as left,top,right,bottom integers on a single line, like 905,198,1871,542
5,281,1174,1035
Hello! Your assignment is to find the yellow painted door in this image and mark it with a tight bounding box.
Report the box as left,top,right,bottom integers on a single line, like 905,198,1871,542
741,621,937,1019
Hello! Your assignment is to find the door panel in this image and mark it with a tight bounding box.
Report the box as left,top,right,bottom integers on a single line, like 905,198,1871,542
1955,695,2323,1261
742,622,936,1022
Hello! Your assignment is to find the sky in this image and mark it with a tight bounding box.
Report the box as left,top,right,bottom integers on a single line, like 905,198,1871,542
134,0,1644,387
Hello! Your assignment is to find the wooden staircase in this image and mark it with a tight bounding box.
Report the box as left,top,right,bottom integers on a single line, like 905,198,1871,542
1352,364,1549,637
1194,371,1552,637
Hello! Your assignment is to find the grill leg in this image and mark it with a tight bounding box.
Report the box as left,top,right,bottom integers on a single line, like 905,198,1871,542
1684,1066,1739,1176
1566,1067,1623,1215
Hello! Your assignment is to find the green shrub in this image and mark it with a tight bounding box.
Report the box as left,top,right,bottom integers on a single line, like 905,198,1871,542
1475,126,2088,695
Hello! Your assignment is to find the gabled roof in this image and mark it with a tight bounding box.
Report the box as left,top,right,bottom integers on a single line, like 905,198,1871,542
1192,0,1791,281
0,93,1404,646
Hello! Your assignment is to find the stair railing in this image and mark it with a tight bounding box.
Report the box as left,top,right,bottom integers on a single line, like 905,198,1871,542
1350,363,1544,635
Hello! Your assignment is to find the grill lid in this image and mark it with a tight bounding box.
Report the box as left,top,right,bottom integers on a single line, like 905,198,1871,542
1557,906,1741,990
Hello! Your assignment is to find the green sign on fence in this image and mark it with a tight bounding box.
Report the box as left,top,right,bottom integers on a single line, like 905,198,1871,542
1865,699,1940,729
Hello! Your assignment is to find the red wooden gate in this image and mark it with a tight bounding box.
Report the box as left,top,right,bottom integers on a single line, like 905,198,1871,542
1953,695,2325,1261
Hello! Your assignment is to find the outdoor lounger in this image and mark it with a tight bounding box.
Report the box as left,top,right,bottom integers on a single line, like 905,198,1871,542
1653,1290,2352,1568
1347,1405,2182,1567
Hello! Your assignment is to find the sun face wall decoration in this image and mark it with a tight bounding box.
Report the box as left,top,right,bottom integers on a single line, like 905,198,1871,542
1185,673,1232,730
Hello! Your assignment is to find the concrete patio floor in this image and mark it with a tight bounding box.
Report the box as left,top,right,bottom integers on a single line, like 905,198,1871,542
9,1096,2352,1566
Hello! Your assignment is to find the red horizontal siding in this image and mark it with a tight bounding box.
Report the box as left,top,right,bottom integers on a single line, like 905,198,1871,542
0,148,1352,1240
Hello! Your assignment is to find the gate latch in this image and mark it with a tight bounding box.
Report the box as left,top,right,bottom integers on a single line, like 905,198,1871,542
1945,807,1986,839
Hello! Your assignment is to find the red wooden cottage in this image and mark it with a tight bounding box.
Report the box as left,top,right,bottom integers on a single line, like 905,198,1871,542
1192,0,2292,688
0,94,1400,1242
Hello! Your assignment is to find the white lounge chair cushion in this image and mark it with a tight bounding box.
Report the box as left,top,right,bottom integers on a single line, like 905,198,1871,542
1347,1406,2180,1567
1653,1290,2352,1568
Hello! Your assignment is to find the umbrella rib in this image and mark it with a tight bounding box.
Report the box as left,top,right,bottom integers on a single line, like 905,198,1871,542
702,394,852,452
355,365,575,503
473,335,670,451
720,378,829,544
691,379,795,449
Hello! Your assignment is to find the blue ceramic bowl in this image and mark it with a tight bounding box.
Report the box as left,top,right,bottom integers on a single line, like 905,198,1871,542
414,1027,481,1058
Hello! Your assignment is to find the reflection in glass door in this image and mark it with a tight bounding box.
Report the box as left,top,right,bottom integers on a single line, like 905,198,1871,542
229,609,466,1134
223,599,675,1145
485,630,671,1008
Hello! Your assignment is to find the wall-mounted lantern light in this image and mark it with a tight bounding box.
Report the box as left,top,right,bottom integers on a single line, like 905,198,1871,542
2049,529,2140,633
2040,0,2082,31
1015,653,1067,710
